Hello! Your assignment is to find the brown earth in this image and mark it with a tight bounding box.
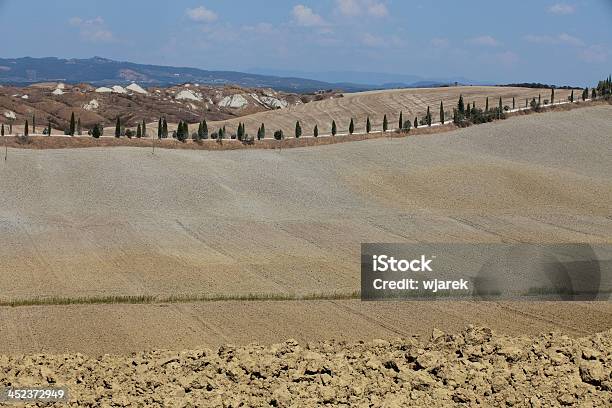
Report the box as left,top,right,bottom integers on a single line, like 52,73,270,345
1,300,611,356
0,326,610,407
0,82,335,131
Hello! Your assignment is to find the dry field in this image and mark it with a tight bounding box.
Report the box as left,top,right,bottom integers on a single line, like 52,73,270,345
205,85,578,136
0,104,610,355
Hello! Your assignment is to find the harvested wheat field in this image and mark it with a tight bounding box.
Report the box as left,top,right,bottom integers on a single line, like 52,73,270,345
0,105,611,355
203,86,577,136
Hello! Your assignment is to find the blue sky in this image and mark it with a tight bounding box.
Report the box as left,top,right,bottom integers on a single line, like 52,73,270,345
0,0,610,86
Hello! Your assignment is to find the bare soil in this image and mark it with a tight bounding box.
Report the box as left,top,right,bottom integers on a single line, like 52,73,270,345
1,326,610,407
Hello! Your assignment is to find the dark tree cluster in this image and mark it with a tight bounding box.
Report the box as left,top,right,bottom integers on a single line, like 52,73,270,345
453,94,505,127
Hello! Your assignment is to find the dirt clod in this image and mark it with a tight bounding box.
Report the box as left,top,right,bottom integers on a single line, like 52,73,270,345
0,326,610,406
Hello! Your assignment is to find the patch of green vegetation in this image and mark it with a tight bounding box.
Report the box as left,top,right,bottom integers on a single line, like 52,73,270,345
0,291,361,308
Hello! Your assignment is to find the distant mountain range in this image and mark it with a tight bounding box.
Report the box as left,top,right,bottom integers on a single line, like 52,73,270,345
245,68,492,88
0,57,488,93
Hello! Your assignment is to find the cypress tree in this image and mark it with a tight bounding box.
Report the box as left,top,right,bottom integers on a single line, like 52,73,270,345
466,103,471,116
332,120,337,136
458,94,465,114
426,106,432,126
136,123,142,138
472,101,476,110
526,98,528,108
77,117,82,135
32,114,36,134
592,88,596,99
570,89,574,102
295,121,301,138
259,123,264,139
414,117,418,129
157,118,162,139
439,101,444,124
366,117,371,133
512,97,515,110
92,124,101,138
551,88,555,105
485,97,489,112
582,87,588,101
313,124,318,137
198,122,203,139
382,115,388,132
237,122,243,140
349,118,354,134
25,120,29,136
115,116,121,137
398,111,403,130
257,126,262,140
163,118,168,138
202,119,208,138
498,97,503,118
142,120,146,138
47,120,51,136
538,94,541,105
1,124,3,137
70,112,76,136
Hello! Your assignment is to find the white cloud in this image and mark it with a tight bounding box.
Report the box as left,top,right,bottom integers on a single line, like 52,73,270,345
524,33,583,46
69,17,114,43
292,5,327,27
186,6,218,23
336,0,388,18
367,2,389,17
467,35,500,47
558,33,583,46
548,3,575,15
